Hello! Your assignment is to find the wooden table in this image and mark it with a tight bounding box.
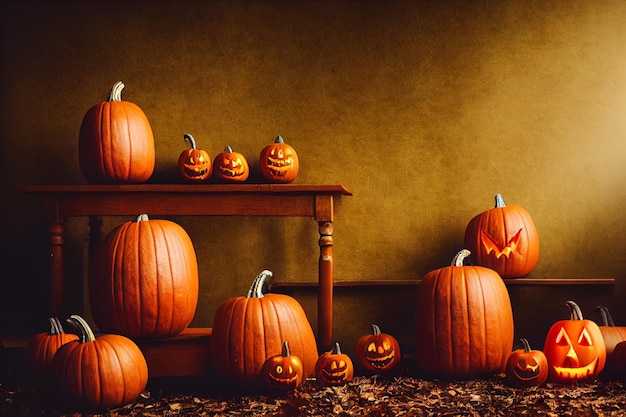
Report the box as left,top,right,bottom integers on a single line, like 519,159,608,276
19,184,352,353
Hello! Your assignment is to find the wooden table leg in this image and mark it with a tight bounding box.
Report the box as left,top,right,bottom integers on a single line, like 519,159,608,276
318,220,333,352
48,221,64,317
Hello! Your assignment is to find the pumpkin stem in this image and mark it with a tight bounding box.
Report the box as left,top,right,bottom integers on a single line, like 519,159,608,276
108,81,125,102
66,315,96,344
224,145,233,153
332,342,342,355
184,133,198,150
275,135,285,144
48,317,65,335
281,340,291,357
452,249,471,267
565,300,584,320
597,306,616,327
247,270,273,298
519,338,532,353
136,213,149,222
371,324,382,336
495,194,506,208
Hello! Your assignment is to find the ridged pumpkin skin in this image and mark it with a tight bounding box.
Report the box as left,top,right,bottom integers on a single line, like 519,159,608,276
415,250,514,379
90,214,199,339
51,315,148,410
210,270,318,387
79,81,155,184
464,194,539,278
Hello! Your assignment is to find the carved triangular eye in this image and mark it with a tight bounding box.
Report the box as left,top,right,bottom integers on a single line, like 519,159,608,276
555,327,572,346
578,328,593,346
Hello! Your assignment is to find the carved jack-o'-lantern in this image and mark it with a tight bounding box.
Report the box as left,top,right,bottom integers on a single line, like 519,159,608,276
259,135,299,183
505,338,548,388
260,341,304,394
543,301,606,384
178,133,211,182
353,324,401,375
464,194,539,278
315,342,354,386
213,145,249,182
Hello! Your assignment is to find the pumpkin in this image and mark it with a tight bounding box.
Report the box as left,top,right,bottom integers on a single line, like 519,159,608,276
415,249,514,379
51,315,148,410
25,317,79,384
611,341,626,380
89,214,199,339
353,324,401,375
315,341,354,386
464,194,539,278
260,341,304,394
178,133,212,182
259,135,299,183
214,145,249,182
505,338,548,388
210,270,318,386
543,301,606,384
78,81,155,184
596,306,626,377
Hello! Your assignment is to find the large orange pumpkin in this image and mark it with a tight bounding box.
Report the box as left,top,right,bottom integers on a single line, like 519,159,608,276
25,317,78,385
464,194,539,278
51,315,148,410
415,249,514,379
89,214,199,339
210,270,318,387
78,81,155,184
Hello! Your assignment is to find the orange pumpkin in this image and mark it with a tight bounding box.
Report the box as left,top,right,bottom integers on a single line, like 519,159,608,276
353,324,401,375
596,306,626,377
259,135,299,183
260,341,304,394
25,317,78,384
415,249,514,379
505,338,548,388
210,270,318,386
543,301,606,384
51,315,148,410
79,81,155,184
315,341,354,386
464,194,539,278
89,214,199,339
178,133,212,182
214,145,249,182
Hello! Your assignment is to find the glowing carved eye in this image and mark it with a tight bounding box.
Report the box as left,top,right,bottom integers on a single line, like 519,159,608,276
275,365,283,374
368,343,376,353
578,328,593,346
383,342,391,351
555,328,572,346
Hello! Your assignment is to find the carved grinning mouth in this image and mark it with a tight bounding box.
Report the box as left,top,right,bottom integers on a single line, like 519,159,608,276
266,157,294,177
321,368,347,382
184,164,208,177
552,357,598,380
367,352,395,369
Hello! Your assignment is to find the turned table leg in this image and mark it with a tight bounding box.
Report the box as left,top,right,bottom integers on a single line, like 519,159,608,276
318,220,334,352
48,221,64,316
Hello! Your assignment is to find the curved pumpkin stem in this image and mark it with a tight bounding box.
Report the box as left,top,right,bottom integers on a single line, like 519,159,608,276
48,317,65,335
246,270,273,298
565,300,584,320
224,145,233,153
332,342,342,355
452,249,471,266
281,340,291,357
66,315,96,344
108,81,125,102
371,324,382,336
184,133,198,150
519,338,532,353
495,194,506,208
136,213,149,222
597,306,616,327
275,135,285,144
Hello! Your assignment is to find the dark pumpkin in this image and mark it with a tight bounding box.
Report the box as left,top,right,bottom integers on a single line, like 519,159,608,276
505,338,548,388
315,341,354,386
178,133,212,182
353,324,401,375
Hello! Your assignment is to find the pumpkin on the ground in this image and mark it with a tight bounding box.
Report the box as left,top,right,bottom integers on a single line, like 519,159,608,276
25,317,78,385
505,338,548,388
259,135,299,183
596,306,626,377
210,270,318,387
51,315,148,410
79,81,155,184
543,301,606,384
178,133,212,182
214,145,249,182
89,214,199,339
353,324,401,375
415,249,514,379
315,342,354,386
260,341,304,394
464,194,539,278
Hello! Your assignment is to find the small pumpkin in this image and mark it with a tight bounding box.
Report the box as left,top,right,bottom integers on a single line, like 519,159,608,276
259,135,299,183
353,324,401,375
214,145,249,182
79,81,155,184
543,301,606,384
210,270,318,386
464,194,539,278
51,315,148,410
260,341,304,394
415,249,514,379
89,214,199,339
505,338,548,388
315,341,354,386
178,133,212,182
25,317,79,385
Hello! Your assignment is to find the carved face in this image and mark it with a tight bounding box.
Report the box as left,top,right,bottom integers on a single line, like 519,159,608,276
315,342,354,386
214,146,249,182
259,135,299,183
505,339,548,388
260,341,304,393
354,325,401,374
178,134,211,182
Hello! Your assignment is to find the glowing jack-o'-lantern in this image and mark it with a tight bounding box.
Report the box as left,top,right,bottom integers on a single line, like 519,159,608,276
505,338,548,388
543,301,606,384
260,341,304,394
354,324,401,375
259,135,299,183
464,194,539,278
178,133,212,182
213,145,249,182
315,342,354,386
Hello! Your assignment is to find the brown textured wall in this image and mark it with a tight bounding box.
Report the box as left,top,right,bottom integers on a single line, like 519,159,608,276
1,0,625,350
